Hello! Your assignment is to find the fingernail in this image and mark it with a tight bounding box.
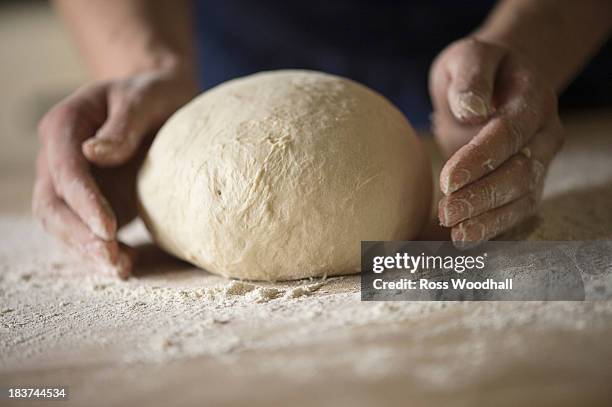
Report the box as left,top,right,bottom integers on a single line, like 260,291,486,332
451,91,491,120
114,251,132,280
446,168,471,194
452,225,479,250
84,139,114,158
442,199,470,226
92,140,114,157
453,221,487,250
452,225,465,243
99,250,131,279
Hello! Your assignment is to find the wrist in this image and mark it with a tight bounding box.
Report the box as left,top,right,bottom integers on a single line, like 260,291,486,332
130,49,199,102
472,0,612,93
93,44,197,87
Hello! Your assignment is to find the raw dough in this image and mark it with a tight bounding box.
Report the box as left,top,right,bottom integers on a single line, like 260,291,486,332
137,70,431,281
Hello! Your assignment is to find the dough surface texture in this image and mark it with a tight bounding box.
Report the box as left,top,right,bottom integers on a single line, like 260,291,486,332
137,70,431,281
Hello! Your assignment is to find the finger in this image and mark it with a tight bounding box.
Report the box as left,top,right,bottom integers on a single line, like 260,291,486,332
32,153,126,276
429,51,452,115
45,131,117,240
439,121,563,226
446,38,504,123
430,70,472,158
117,242,137,280
39,88,117,240
82,99,153,167
451,194,538,248
34,154,133,278
440,70,553,194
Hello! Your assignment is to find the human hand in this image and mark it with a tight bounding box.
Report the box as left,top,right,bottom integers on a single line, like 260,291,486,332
33,69,196,277
429,38,564,246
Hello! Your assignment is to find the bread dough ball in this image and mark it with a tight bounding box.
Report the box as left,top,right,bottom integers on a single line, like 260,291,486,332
137,70,431,281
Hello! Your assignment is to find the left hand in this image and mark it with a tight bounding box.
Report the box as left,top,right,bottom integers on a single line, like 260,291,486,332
429,37,565,246
33,69,196,277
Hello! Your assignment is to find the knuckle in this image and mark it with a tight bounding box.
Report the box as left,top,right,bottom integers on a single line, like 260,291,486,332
478,181,498,209
453,37,488,54
443,38,474,60
456,37,477,52
511,68,537,91
496,117,522,155
512,154,534,185
38,104,76,143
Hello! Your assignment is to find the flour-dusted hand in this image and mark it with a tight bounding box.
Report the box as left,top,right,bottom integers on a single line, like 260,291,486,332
428,0,612,247
33,70,196,277
429,38,564,246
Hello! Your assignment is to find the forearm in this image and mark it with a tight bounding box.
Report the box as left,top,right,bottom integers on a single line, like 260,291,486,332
53,0,196,81
475,0,612,92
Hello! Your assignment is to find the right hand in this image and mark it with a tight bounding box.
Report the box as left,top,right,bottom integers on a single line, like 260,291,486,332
429,38,564,247
33,69,197,278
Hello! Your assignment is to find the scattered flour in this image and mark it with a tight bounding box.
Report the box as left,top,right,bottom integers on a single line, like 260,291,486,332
2,218,612,392
202,278,330,305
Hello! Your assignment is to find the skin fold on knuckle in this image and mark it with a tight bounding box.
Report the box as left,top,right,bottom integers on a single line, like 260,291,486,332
440,144,478,194
469,116,528,180
448,127,500,194
505,154,535,194
478,181,501,213
495,117,524,160
445,137,500,194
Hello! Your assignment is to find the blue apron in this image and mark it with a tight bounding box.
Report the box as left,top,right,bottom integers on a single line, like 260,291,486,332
193,0,611,129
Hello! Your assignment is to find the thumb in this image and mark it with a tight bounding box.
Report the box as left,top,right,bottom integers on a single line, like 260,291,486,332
82,103,154,167
446,38,504,124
